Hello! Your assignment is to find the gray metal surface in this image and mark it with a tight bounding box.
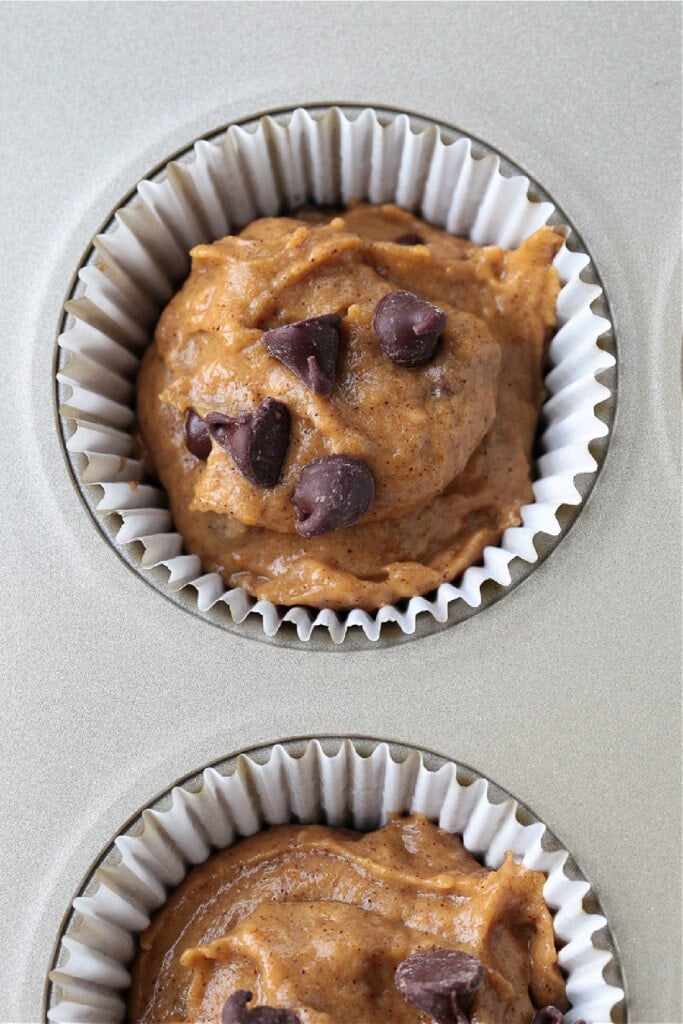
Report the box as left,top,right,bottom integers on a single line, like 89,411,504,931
1,3,680,1023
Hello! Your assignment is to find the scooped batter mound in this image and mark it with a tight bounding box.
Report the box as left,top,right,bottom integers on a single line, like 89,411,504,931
136,204,562,609
127,816,567,1024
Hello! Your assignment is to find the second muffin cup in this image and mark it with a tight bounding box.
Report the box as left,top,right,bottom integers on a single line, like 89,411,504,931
46,739,625,1024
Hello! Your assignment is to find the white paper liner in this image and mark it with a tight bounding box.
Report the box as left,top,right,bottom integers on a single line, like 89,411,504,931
46,740,624,1023
57,107,615,642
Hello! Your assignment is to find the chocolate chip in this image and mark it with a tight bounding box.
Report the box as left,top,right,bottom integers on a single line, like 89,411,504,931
395,948,483,1024
394,232,424,245
183,408,211,461
292,455,374,536
372,290,447,367
262,313,341,396
221,990,300,1024
531,1010,587,1024
206,398,290,488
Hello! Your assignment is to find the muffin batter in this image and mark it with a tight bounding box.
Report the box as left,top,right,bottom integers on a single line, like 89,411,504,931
127,816,567,1024
136,204,562,609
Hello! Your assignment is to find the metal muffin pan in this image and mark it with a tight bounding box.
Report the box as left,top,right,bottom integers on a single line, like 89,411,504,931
1,4,679,1024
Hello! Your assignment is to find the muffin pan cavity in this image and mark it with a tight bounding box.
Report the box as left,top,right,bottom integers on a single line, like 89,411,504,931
56,105,617,644
45,738,626,1024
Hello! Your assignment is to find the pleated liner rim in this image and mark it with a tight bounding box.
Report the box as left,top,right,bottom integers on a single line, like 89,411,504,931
56,106,617,643
45,738,627,1024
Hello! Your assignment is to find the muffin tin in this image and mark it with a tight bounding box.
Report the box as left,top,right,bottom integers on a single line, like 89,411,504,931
2,5,680,1024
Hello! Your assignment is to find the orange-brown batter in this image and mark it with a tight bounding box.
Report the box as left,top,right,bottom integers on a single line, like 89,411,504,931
136,204,562,609
127,816,567,1024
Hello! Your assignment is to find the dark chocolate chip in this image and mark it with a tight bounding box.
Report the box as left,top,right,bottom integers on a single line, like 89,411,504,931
395,948,483,1024
183,408,212,461
292,455,374,537
206,398,290,488
531,1010,587,1024
394,232,424,245
221,990,300,1024
372,290,447,367
262,313,341,396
